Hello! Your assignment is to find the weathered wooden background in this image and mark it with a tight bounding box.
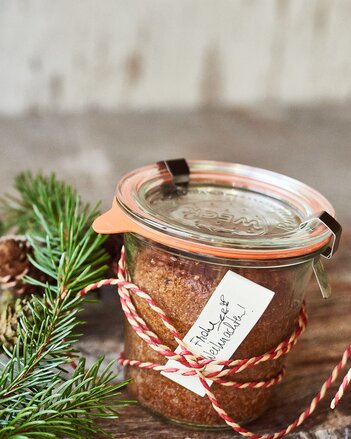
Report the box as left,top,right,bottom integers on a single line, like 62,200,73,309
1,0,351,114
1,0,351,436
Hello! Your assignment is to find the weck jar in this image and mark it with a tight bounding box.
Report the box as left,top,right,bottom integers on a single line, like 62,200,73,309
93,159,340,428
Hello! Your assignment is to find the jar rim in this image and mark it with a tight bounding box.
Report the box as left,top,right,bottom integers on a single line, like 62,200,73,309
93,160,335,260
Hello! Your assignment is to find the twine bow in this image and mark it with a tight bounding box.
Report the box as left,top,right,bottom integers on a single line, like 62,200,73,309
79,247,351,439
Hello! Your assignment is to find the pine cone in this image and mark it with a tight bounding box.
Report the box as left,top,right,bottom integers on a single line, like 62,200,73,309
0,290,30,350
0,235,47,295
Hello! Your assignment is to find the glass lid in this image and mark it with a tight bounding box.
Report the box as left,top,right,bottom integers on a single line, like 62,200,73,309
113,160,335,258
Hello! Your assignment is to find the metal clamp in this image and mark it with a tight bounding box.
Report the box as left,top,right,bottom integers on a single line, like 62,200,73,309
299,211,342,259
299,211,342,299
157,158,190,195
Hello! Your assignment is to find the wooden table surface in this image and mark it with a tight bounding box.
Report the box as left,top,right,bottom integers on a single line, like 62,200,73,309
78,231,351,439
1,106,350,438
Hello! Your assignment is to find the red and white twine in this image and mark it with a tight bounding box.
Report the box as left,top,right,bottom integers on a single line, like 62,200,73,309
79,247,351,438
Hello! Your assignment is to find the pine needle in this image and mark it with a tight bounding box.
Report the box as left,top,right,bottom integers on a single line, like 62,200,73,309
0,172,130,438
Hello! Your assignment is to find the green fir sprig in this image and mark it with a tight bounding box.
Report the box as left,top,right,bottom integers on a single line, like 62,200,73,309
0,172,130,438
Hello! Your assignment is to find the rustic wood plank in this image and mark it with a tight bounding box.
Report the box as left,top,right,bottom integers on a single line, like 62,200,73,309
2,1,351,114
80,232,351,438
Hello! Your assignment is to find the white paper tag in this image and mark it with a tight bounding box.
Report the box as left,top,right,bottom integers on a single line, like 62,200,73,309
161,270,275,396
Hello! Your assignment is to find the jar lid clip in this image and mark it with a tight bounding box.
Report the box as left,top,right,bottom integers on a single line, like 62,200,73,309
157,158,190,195
299,211,342,299
299,211,342,259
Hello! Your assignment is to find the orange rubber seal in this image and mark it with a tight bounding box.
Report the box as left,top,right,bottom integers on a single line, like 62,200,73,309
93,198,332,260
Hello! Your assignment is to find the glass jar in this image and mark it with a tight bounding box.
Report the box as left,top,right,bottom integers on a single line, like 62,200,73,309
93,160,339,428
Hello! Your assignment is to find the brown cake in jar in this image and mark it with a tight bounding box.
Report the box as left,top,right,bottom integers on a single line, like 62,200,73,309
93,159,338,428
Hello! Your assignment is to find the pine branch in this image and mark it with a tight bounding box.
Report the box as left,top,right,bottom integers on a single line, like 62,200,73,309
0,172,130,438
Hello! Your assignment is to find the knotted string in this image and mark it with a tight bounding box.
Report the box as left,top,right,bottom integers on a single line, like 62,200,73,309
79,247,351,438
